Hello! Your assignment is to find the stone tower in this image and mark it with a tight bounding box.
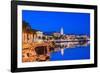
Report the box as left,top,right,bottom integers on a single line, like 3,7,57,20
61,27,64,35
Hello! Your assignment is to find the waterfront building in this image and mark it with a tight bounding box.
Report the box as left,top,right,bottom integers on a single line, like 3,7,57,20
53,32,61,37
22,21,37,43
36,31,43,39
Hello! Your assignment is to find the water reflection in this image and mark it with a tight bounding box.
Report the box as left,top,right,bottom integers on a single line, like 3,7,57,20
51,40,90,56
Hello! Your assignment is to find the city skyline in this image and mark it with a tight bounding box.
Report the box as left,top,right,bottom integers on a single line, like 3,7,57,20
22,10,90,62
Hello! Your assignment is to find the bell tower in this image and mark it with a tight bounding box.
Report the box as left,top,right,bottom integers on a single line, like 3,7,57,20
61,27,64,35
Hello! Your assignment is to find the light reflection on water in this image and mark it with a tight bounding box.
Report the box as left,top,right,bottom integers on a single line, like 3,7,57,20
50,45,90,61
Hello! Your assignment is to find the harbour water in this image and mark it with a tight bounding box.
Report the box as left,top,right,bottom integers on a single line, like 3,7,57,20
50,45,90,61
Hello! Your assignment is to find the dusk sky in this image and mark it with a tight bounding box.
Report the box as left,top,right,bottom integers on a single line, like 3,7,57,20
22,10,90,60
22,10,90,35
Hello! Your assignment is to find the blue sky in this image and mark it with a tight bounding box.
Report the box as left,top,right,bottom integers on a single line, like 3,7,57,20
22,10,90,35
22,10,90,60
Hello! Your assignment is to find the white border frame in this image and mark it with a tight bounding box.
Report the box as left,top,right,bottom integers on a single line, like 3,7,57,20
17,5,94,68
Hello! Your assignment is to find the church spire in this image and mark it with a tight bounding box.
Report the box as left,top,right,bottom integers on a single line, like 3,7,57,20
61,27,64,35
